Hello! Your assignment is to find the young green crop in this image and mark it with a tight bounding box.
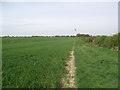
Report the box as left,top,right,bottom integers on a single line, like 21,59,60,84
2,37,118,88
2,37,74,88
74,38,118,88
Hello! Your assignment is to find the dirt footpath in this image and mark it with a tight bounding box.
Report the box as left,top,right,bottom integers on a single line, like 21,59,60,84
61,41,76,88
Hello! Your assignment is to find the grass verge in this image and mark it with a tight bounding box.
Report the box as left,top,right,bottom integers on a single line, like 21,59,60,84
74,38,118,88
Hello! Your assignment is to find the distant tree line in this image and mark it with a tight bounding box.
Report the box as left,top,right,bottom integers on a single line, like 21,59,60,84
2,35,78,37
76,34,91,37
76,33,119,51
55,35,75,37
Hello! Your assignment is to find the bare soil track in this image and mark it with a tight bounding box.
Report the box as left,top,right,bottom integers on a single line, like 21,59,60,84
61,41,76,88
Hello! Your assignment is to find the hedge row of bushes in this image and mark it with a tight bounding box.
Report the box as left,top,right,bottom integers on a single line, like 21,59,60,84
77,33,120,51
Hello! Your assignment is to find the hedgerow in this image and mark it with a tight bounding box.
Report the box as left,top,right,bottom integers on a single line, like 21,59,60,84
77,33,119,51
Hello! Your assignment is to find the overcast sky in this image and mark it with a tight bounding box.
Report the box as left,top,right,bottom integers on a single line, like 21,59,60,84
2,2,118,36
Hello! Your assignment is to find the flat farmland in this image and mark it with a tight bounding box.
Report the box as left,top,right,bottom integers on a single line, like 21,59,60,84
74,38,118,88
2,37,118,88
2,37,74,88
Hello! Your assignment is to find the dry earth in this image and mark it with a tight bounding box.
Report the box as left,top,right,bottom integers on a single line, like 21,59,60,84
61,41,76,88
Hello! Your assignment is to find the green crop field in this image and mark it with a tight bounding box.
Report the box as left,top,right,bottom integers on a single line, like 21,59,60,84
74,38,118,88
2,37,74,88
2,37,118,88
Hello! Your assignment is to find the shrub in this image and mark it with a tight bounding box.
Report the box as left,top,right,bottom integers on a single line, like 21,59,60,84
79,33,119,51
93,36,107,47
